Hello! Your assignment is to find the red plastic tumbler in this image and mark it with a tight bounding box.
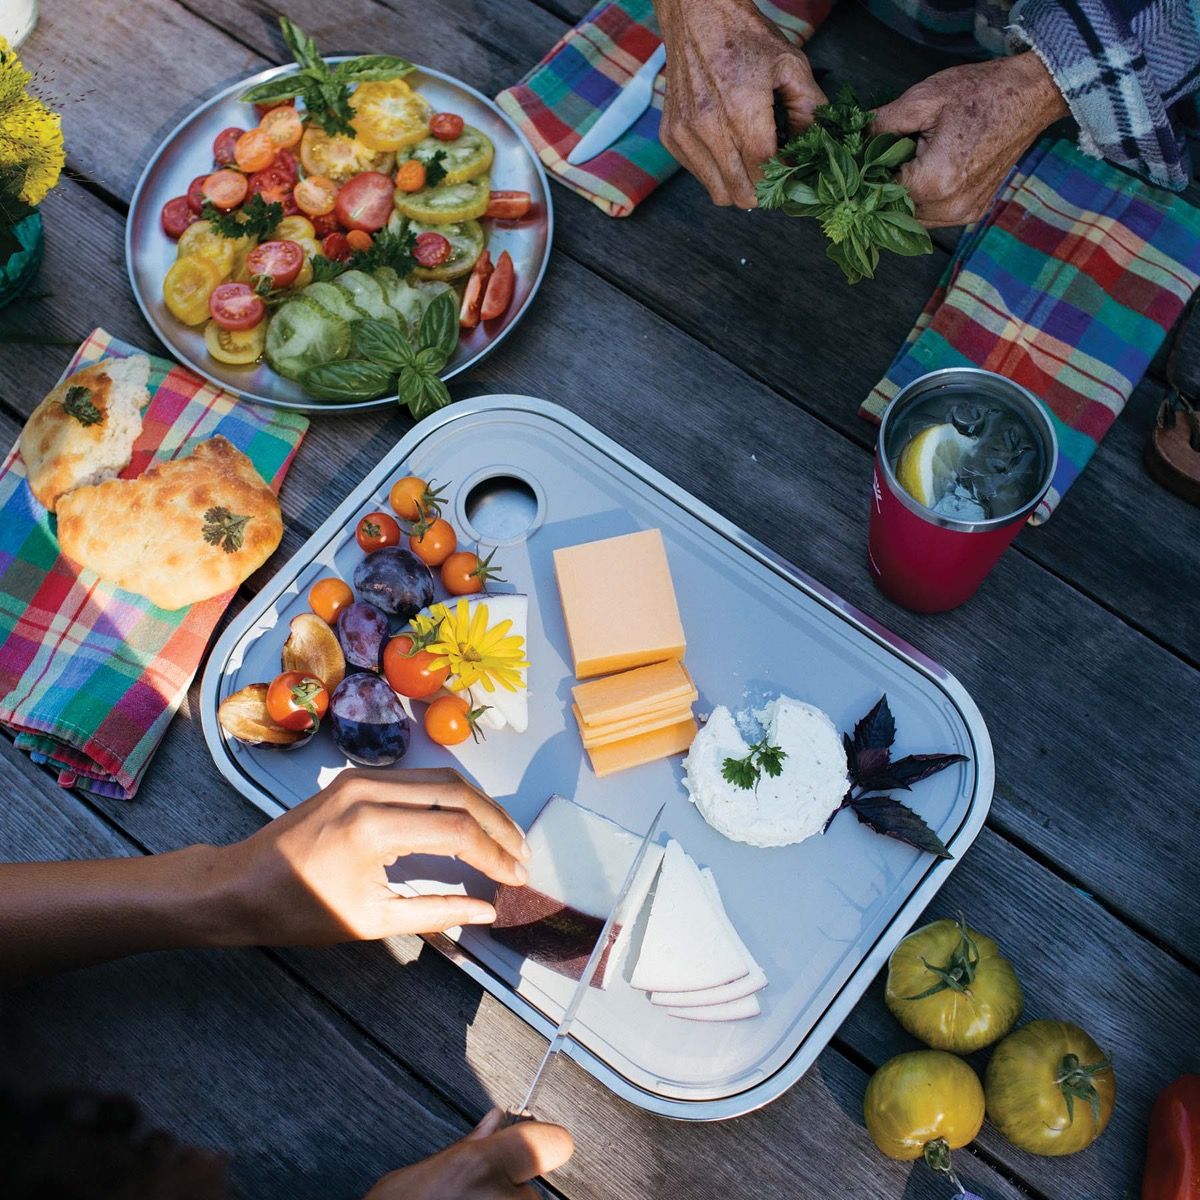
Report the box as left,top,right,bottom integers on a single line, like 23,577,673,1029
868,368,1058,613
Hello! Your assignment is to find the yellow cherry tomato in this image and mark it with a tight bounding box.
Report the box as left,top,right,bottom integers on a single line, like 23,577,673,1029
273,214,317,243
163,254,223,325
204,318,266,365
885,917,1024,1053
299,126,395,184
985,1021,1116,1156
864,1051,985,1164
350,79,430,151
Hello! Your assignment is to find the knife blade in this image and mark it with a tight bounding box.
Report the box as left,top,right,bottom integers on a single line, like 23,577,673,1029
566,43,667,167
508,802,667,1120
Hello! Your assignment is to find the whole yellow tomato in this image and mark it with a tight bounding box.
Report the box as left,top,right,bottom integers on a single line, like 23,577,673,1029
864,1050,985,1164
885,917,1024,1053
985,1020,1116,1156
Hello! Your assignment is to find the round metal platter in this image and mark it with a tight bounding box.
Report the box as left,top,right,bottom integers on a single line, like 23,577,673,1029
126,60,553,414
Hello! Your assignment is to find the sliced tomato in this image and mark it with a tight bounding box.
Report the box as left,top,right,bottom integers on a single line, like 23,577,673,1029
294,175,338,218
273,147,299,182
254,98,293,118
213,126,246,166
246,166,293,206
413,231,451,268
246,239,304,288
186,174,208,215
333,172,394,232
202,169,249,211
349,80,430,152
259,104,303,149
459,250,492,330
209,281,266,331
480,250,515,321
310,211,341,237
322,231,352,262
430,112,465,142
161,196,198,238
484,190,532,221
235,128,275,173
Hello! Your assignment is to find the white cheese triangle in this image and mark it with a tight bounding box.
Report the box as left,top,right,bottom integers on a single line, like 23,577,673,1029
665,993,762,1022
628,840,750,993
464,593,529,732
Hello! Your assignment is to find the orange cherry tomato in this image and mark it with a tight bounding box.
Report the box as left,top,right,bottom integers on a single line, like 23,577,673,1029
266,670,329,731
480,250,515,322
383,633,451,699
388,475,446,521
441,548,504,596
484,190,532,220
425,694,476,746
357,511,403,553
293,175,338,218
395,159,427,193
409,517,457,567
235,128,276,173
309,577,354,625
201,168,249,211
259,104,303,149
346,229,373,253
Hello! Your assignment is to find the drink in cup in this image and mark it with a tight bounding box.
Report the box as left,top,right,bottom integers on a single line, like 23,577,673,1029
868,368,1058,613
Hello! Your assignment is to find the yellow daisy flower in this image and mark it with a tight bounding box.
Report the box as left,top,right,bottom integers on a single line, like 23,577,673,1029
415,598,529,694
0,39,64,209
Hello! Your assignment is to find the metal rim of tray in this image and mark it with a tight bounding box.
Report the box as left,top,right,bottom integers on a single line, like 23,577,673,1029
199,395,995,1121
125,61,554,415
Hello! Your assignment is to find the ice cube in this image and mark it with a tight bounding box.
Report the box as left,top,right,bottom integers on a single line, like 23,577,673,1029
932,484,988,522
948,402,987,438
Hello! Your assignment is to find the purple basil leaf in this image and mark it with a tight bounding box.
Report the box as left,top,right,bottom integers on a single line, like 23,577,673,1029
849,794,952,860
856,751,968,792
855,746,890,780
842,731,857,778
853,694,895,755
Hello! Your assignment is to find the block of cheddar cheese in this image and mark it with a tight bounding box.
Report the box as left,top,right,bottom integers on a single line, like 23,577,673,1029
553,530,686,679
586,717,699,777
573,659,696,725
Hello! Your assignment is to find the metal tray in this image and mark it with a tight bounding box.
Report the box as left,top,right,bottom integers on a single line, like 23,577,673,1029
199,396,993,1120
127,62,552,414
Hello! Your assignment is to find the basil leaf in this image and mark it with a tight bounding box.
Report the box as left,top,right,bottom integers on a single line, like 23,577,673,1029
396,369,426,413
410,375,451,420
783,180,819,206
334,55,415,83
351,318,416,370
301,360,395,403
240,74,306,105
417,290,459,360
280,16,323,71
869,135,917,172
414,346,446,374
849,794,953,860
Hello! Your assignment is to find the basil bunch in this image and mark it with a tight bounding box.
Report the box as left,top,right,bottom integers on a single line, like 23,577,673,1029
757,84,932,284
301,290,458,420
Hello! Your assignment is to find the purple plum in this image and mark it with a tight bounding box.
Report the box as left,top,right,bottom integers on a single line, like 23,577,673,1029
335,601,388,672
329,674,411,766
353,546,434,619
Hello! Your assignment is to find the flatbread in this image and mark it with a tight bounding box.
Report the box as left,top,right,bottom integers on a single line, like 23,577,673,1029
56,436,283,611
19,355,150,512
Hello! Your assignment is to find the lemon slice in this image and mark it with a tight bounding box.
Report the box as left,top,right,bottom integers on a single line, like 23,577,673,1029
895,423,974,508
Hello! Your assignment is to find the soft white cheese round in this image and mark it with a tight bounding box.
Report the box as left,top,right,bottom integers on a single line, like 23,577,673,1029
683,696,848,848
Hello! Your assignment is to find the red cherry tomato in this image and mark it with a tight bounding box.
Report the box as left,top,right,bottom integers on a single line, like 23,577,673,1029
413,231,452,268
160,196,198,238
383,634,451,699
246,239,305,288
409,517,457,567
321,231,352,262
266,670,329,732
333,172,395,232
310,211,341,237
309,578,354,625
213,126,246,166
429,112,465,142
480,250,515,322
246,166,293,206
484,190,533,221
356,511,403,552
273,147,299,183
425,694,475,746
186,174,208,215
202,169,249,212
209,282,266,332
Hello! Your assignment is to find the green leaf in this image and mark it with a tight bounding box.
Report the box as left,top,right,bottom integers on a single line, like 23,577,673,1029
333,55,415,82
351,318,416,370
310,255,348,283
396,369,426,412
300,360,395,403
239,74,306,105
63,385,102,427
279,16,323,71
869,135,917,172
423,149,449,189
783,180,819,206
202,194,282,241
414,346,445,374
417,290,458,359
409,374,451,420
201,506,251,553
721,739,788,792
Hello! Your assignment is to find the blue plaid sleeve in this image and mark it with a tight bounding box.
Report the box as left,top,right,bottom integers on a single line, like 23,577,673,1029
1009,0,1198,190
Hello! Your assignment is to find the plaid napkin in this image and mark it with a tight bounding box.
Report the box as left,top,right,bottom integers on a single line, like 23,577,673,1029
861,138,1200,523
0,329,308,799
496,0,832,217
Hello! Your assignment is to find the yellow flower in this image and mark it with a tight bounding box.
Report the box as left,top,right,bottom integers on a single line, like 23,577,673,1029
415,598,529,694
0,39,64,208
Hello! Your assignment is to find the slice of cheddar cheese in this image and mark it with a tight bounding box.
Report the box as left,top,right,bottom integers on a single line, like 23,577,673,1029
573,660,695,726
586,717,699,778
572,691,698,741
554,530,686,679
576,700,698,748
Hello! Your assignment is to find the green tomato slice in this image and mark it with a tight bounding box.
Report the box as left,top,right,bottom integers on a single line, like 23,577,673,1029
395,126,495,185
393,176,490,224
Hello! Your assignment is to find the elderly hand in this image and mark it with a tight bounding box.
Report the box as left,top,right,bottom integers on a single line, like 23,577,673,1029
654,0,827,207
871,53,1068,228
216,767,530,946
365,1110,574,1200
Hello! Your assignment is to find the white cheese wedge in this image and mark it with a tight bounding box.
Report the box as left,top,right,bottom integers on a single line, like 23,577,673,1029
628,840,750,993
665,993,762,1022
683,696,847,848
650,868,767,1008
463,593,529,732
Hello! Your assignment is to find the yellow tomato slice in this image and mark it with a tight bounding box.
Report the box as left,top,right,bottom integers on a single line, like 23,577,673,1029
350,80,431,152
273,215,316,242
204,318,266,365
299,126,395,184
392,176,490,224
164,255,223,326
176,219,238,278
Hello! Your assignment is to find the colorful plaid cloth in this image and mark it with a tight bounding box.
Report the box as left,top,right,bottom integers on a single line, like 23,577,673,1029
0,330,308,798
860,138,1200,523
495,0,832,217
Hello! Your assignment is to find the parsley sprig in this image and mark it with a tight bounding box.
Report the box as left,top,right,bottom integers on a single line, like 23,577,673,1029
310,228,418,283
722,738,787,791
63,385,102,427
202,507,251,553
202,194,282,241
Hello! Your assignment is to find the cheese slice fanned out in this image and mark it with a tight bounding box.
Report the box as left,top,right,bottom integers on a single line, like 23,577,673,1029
491,795,662,989
665,993,762,1022
628,840,750,993
464,593,529,733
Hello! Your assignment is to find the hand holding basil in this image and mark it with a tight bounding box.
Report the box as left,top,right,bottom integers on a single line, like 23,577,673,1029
757,84,932,284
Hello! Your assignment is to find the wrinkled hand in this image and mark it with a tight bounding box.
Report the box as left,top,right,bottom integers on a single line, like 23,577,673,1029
871,53,1068,227
216,768,529,946
365,1110,574,1200
655,0,826,206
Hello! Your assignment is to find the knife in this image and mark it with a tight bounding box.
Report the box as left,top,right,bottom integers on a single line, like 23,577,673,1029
508,802,667,1120
566,43,667,167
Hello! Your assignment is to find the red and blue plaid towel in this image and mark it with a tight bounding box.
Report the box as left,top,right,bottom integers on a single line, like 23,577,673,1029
861,139,1200,523
496,0,832,217
0,330,308,798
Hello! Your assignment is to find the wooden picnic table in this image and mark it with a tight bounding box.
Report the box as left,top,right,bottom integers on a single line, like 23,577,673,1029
1,2,1197,1196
